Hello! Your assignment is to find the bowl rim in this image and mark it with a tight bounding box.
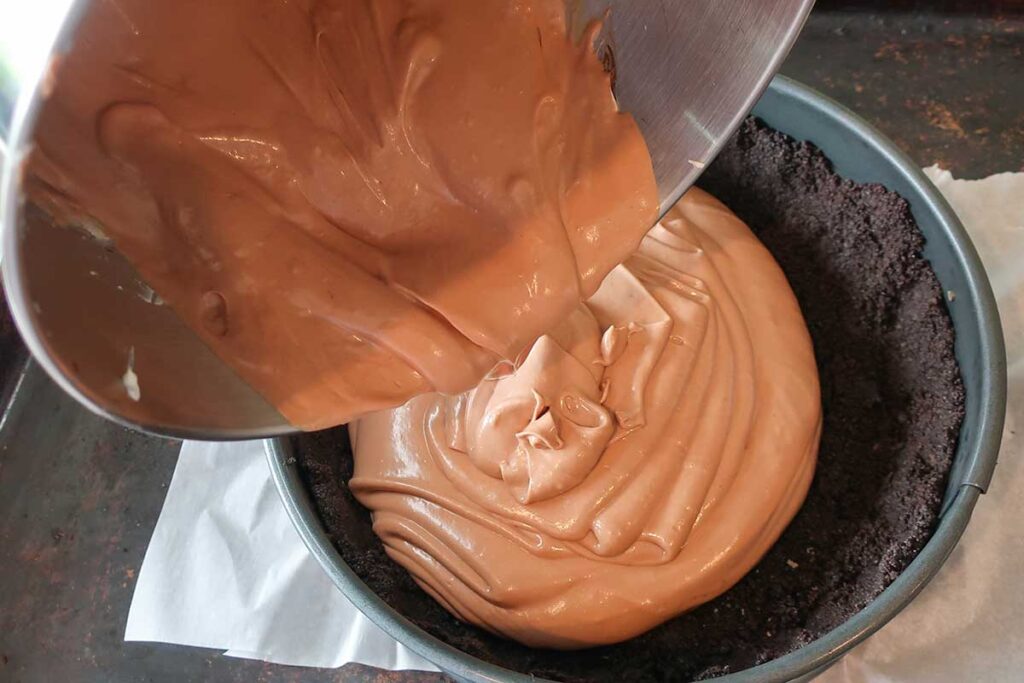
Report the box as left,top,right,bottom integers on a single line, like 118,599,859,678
264,76,1007,683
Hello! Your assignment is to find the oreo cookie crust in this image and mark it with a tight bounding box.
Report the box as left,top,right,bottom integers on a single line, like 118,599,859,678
290,118,965,681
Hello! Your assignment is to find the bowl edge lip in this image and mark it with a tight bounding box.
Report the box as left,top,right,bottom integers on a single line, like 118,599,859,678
264,75,1008,683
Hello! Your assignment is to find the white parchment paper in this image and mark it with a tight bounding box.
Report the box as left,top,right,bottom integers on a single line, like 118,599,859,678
123,440,437,671
125,168,1023,679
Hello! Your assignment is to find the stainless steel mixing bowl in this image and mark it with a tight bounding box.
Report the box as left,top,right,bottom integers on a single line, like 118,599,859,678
0,0,813,439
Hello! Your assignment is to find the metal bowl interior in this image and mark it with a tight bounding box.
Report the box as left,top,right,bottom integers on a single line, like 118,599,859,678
265,76,1007,683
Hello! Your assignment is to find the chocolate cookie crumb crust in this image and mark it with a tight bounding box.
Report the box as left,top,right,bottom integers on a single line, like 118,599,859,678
291,118,965,681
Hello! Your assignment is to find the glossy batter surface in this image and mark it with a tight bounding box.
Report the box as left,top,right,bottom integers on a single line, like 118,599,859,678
28,0,657,428
350,188,822,648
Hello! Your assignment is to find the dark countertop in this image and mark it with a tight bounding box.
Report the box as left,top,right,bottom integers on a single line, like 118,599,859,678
785,9,1022,177
0,6,1021,683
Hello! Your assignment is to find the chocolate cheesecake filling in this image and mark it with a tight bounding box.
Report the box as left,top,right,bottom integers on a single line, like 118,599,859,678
27,0,657,430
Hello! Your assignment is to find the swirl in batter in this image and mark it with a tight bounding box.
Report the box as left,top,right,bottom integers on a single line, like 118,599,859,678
350,188,822,648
